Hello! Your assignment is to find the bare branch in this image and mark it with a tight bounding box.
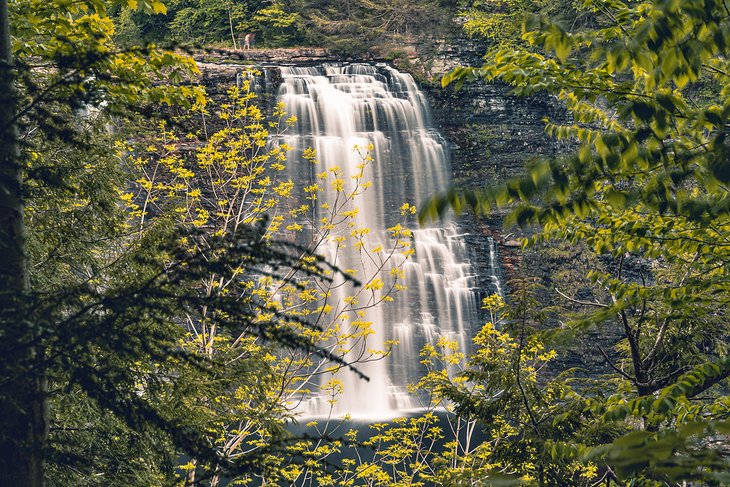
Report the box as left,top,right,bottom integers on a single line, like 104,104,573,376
598,345,637,383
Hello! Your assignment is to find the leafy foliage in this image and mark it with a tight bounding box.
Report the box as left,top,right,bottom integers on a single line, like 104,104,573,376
10,0,202,133
425,0,730,483
113,0,452,54
3,0,416,484
110,74,424,484
300,0,447,54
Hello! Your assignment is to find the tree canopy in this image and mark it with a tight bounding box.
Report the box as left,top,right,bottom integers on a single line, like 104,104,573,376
2,0,729,484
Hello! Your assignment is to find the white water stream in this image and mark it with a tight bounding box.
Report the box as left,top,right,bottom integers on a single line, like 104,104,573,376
273,64,499,418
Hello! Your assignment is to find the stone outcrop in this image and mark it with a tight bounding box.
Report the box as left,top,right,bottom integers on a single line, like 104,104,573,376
428,81,565,187
415,41,628,378
407,38,567,301
193,44,564,283
400,36,566,186
195,47,343,65
196,46,565,287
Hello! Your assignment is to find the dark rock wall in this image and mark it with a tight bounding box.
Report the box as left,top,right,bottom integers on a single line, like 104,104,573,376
410,34,566,186
411,40,567,298
428,82,565,187
195,48,625,377
416,43,624,378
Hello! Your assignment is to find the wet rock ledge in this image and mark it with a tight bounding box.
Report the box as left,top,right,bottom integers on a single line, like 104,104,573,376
194,47,349,67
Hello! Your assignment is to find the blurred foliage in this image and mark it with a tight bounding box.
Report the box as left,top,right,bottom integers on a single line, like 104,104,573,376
425,0,730,483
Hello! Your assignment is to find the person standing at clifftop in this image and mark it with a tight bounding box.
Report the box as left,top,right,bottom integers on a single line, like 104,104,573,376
243,33,255,49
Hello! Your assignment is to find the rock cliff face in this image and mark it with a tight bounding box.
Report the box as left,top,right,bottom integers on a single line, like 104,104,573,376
193,45,565,288
196,47,341,64
402,36,566,186
407,38,567,292
194,47,619,375
428,81,565,187
195,44,565,191
414,42,626,377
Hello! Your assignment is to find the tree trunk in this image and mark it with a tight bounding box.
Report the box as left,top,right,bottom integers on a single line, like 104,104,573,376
184,459,197,486
0,0,47,484
227,2,237,50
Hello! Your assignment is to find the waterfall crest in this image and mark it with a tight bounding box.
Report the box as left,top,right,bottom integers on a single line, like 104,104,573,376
274,64,488,419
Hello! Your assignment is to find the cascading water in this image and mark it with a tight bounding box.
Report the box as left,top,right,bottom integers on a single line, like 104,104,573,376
487,237,503,298
274,63,496,419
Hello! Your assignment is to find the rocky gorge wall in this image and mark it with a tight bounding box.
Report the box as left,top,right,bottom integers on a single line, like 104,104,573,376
404,38,568,292
192,46,617,375
192,43,555,304
193,44,564,280
408,41,621,376
194,43,565,189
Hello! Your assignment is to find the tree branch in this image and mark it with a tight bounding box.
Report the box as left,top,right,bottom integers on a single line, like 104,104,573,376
598,345,637,383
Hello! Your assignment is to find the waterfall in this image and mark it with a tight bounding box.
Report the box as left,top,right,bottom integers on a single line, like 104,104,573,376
274,63,486,419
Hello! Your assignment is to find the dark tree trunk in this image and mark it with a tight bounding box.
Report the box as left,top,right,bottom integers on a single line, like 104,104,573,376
0,0,47,484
